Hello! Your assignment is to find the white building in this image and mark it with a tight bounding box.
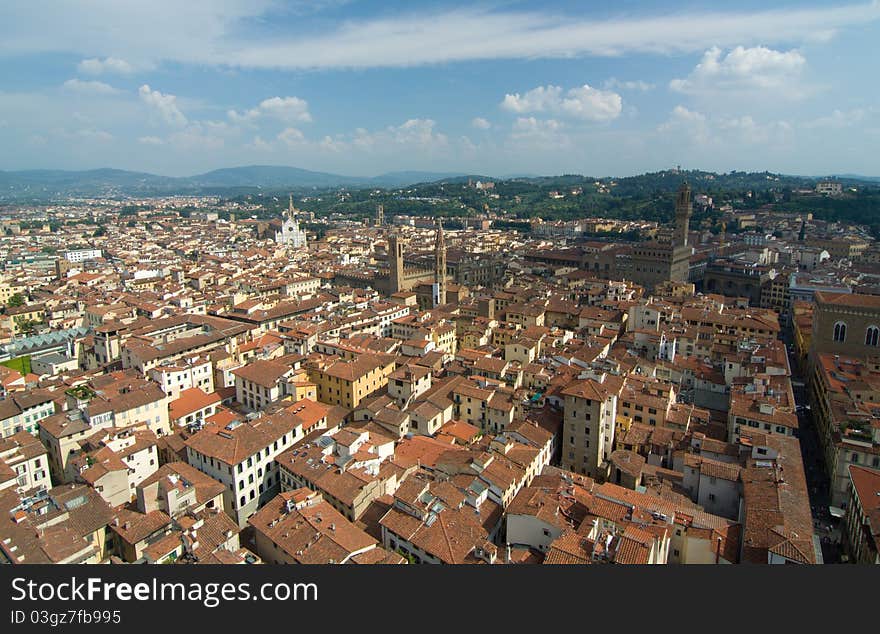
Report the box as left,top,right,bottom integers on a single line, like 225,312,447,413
0,431,50,494
184,414,305,527
64,248,103,263
275,195,307,249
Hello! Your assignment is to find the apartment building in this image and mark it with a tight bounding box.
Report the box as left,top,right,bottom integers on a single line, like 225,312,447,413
184,410,310,526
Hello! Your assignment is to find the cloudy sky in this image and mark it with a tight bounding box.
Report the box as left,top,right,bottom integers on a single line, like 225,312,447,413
1,0,879,177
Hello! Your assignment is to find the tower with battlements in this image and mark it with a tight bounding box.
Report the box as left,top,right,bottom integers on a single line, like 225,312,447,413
674,182,692,248
434,217,446,306
388,230,404,294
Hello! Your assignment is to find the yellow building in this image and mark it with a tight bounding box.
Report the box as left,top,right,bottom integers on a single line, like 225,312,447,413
308,353,396,410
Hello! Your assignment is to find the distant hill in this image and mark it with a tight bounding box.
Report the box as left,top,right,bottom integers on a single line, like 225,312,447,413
0,165,878,201
0,165,477,199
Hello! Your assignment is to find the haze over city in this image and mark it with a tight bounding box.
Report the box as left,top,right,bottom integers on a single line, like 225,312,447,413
2,1,880,177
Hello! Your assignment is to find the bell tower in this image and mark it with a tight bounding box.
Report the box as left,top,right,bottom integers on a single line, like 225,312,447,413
388,230,404,295
674,182,692,248
434,217,447,306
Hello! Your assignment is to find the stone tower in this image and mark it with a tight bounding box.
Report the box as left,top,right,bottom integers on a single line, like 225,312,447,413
376,204,384,227
434,217,446,306
388,230,404,295
674,182,692,248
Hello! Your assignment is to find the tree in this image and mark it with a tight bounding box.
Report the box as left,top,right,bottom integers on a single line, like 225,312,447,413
6,293,25,308
13,316,41,336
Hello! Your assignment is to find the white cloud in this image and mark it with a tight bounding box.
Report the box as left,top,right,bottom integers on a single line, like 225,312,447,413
73,128,114,142
138,84,187,127
250,135,273,151
77,57,135,75
603,78,654,92
804,107,874,129
502,84,622,122
277,127,306,146
658,105,792,147
229,96,312,125
318,135,347,152
471,117,491,130
138,136,165,145
2,3,878,70
510,117,567,142
356,119,448,149
62,78,119,94
658,106,710,144
670,46,807,96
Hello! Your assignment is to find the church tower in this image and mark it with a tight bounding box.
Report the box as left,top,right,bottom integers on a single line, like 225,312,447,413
376,204,384,227
674,182,692,248
434,217,447,306
388,230,404,295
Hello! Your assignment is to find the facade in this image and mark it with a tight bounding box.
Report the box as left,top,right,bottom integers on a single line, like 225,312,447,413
844,465,880,564
0,392,56,438
0,431,50,495
274,195,307,248
811,291,880,359
184,414,306,527
560,377,619,478
64,248,103,263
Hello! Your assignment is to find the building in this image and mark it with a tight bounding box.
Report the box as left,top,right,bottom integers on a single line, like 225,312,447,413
844,465,880,564
184,404,324,527
560,376,620,478
433,217,447,307
0,431,50,495
0,391,56,438
248,489,379,564
0,484,115,564
274,195,307,248
307,353,395,410
815,181,843,196
63,248,103,263
811,291,880,359
378,471,497,564
628,183,692,292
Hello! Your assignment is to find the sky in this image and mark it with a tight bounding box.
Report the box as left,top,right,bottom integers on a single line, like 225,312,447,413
1,0,879,178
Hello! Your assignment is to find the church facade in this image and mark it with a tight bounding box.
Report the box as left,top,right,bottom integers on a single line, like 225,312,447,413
275,195,307,249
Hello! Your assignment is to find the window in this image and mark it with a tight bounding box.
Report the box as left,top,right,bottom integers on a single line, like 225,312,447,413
708,493,716,502
833,321,847,342
867,326,880,346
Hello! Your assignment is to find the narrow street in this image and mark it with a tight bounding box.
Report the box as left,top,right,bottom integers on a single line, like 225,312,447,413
790,357,843,563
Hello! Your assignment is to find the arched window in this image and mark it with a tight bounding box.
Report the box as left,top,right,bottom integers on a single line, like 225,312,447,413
867,326,880,346
833,321,847,342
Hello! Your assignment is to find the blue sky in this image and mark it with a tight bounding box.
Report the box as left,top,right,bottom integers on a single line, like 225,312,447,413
1,0,879,177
